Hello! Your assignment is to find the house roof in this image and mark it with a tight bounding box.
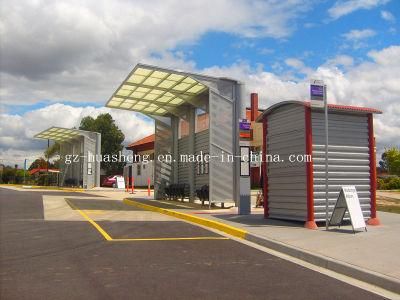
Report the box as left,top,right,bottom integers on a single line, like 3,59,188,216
29,168,60,175
127,134,155,148
256,100,382,122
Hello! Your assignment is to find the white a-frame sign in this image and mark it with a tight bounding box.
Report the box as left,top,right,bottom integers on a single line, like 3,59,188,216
329,186,367,233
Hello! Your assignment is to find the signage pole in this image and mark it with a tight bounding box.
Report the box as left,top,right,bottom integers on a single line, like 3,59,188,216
324,85,329,230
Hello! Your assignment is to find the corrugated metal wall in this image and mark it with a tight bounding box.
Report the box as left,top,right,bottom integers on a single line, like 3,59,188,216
209,90,234,203
195,129,209,189
312,111,371,221
267,105,307,221
178,136,190,185
154,120,173,198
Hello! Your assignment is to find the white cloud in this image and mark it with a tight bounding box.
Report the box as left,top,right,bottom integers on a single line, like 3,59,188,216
0,0,313,106
0,104,154,165
328,0,390,19
202,45,400,157
381,10,396,22
342,29,376,40
341,29,377,49
1,45,399,165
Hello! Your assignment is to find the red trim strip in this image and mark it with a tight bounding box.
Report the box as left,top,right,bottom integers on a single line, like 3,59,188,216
305,107,314,222
368,114,377,219
263,117,269,218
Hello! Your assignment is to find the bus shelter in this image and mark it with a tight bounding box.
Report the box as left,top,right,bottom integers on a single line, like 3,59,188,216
105,64,245,205
35,127,101,189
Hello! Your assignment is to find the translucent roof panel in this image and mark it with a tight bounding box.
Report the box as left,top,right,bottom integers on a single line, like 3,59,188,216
34,127,86,142
105,64,208,116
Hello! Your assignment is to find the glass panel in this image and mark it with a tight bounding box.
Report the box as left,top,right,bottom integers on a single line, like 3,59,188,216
143,93,158,101
172,82,191,91
156,96,173,103
142,77,161,86
136,87,150,93
167,74,184,81
179,118,189,139
149,89,164,95
155,108,167,114
128,75,146,84
116,89,132,96
182,77,197,84
186,84,206,94
169,98,184,105
131,91,145,98
135,68,152,76
133,104,146,110
157,80,176,89
195,108,209,133
120,102,133,108
108,101,120,107
121,85,136,91
152,70,169,79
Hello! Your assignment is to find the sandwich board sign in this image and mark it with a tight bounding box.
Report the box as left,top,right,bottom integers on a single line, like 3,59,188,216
329,186,367,233
116,176,125,189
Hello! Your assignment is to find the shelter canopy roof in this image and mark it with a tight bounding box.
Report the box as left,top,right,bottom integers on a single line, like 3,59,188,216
105,64,208,116
34,127,86,142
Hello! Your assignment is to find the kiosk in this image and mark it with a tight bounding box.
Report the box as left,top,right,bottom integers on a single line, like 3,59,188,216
256,101,382,228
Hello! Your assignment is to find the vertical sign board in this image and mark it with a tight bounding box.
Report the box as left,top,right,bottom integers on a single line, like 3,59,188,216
310,79,325,107
329,186,367,232
239,119,251,140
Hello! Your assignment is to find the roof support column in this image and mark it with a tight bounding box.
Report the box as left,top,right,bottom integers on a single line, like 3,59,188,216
172,116,179,184
188,107,196,202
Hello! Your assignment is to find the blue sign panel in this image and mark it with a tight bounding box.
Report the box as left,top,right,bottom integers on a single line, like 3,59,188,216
311,84,324,97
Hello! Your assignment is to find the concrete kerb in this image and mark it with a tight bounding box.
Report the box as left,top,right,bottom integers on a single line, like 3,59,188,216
122,198,247,239
123,198,400,295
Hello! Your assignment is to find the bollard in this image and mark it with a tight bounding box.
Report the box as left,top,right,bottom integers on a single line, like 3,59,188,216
147,177,151,196
131,177,134,194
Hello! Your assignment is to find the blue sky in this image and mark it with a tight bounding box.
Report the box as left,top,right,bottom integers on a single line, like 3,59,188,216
178,0,399,73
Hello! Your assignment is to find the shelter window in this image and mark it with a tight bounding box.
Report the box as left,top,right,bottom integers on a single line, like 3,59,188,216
179,119,189,139
195,108,209,133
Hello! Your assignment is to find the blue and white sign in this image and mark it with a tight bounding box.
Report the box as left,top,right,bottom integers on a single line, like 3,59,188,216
310,79,326,108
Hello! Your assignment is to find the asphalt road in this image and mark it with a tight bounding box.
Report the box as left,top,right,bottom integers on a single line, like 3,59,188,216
0,187,383,300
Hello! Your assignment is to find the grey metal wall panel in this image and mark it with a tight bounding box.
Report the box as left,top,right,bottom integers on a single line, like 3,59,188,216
195,130,209,189
209,91,234,203
154,120,173,199
178,136,190,185
267,105,307,221
311,111,371,221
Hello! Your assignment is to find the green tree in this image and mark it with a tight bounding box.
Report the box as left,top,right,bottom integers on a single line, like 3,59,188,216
380,147,400,175
44,142,60,159
79,113,125,175
29,157,50,170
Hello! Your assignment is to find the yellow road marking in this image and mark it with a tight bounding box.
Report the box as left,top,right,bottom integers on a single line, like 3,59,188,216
123,198,248,239
65,199,112,241
111,237,229,242
65,198,229,242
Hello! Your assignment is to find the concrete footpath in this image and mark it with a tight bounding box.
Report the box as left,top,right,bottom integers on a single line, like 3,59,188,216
123,195,400,295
